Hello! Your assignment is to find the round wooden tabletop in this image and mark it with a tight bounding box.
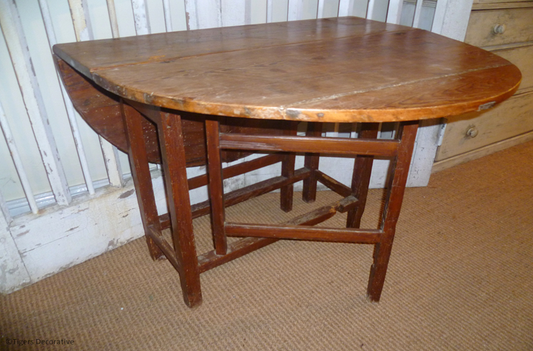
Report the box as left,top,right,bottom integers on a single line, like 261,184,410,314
54,17,521,123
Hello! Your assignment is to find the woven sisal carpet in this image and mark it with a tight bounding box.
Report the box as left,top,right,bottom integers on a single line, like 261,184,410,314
2,141,533,350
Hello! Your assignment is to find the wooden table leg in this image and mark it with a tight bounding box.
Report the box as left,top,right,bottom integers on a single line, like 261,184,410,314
367,121,418,302
280,121,298,212
347,123,380,228
205,119,227,255
157,111,202,308
302,122,322,203
122,102,164,261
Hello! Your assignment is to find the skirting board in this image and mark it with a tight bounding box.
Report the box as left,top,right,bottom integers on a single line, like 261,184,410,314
432,131,533,173
0,175,167,294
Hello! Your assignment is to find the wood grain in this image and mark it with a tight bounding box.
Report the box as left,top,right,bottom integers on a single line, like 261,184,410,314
54,17,521,123
56,54,294,165
53,18,407,76
492,44,533,92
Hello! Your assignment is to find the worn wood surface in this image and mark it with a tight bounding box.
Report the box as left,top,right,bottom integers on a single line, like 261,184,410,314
54,17,521,124
56,55,290,166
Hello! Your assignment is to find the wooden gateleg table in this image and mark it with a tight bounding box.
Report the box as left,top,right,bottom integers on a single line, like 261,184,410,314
53,17,521,308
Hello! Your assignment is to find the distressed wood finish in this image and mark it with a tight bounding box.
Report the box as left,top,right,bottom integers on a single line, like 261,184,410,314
54,18,406,75
54,17,520,123
55,56,290,166
54,17,521,308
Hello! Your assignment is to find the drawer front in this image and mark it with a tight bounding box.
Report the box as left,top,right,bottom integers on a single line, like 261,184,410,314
436,92,533,160
493,44,533,92
474,0,533,3
465,7,533,47
473,0,533,8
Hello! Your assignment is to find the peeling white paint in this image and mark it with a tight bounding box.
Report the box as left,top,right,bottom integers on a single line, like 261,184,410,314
0,193,30,294
39,0,96,196
0,0,71,206
432,0,474,41
67,0,94,41
100,137,124,188
4,175,166,290
0,100,39,214
131,0,151,35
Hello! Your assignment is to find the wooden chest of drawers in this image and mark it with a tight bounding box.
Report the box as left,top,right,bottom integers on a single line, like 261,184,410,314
434,0,533,170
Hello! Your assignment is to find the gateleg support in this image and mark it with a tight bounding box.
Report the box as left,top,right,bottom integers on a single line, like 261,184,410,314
346,123,380,228
280,121,298,212
366,121,419,302
122,101,164,261
302,122,322,203
157,111,203,308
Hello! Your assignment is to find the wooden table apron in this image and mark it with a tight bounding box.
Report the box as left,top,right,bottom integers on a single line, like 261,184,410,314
52,17,522,308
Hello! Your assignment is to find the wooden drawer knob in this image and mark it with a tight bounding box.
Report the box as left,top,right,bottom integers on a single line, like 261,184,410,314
466,126,479,138
493,24,506,34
